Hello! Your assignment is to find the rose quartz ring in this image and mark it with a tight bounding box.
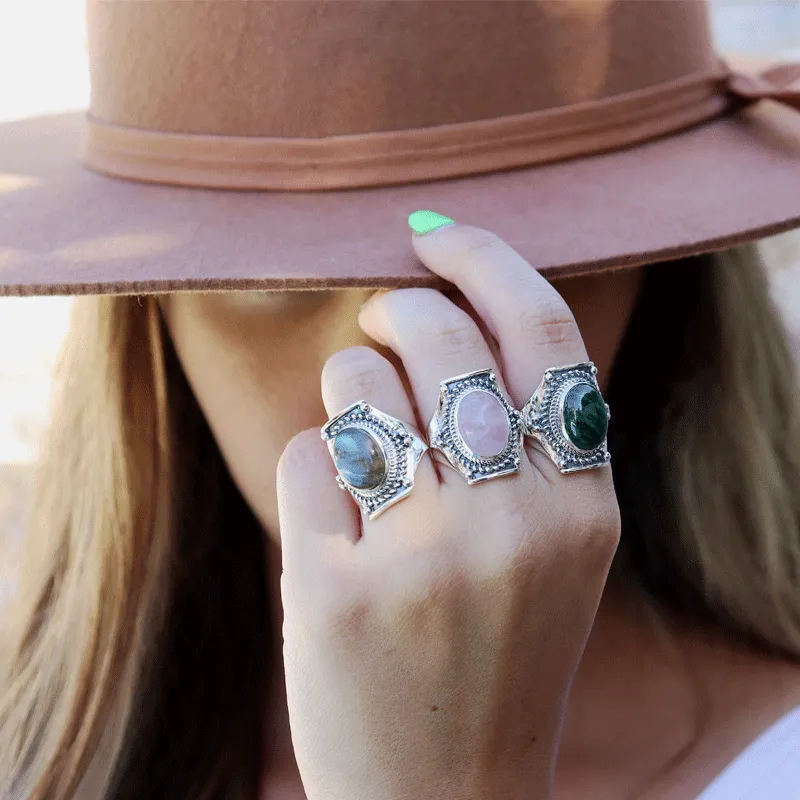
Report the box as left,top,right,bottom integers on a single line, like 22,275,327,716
427,368,523,484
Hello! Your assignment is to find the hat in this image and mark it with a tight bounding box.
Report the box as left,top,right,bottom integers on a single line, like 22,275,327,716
1,0,799,297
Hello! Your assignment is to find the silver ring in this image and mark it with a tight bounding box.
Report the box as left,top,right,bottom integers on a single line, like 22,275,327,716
321,401,429,520
521,362,611,474
427,368,523,485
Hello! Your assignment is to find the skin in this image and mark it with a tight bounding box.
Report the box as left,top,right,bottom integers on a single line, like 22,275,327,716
160,226,800,799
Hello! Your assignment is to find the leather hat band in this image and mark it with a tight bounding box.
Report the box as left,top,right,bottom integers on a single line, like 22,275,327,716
82,63,800,192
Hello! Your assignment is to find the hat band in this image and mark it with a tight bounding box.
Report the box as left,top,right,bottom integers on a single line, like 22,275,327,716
82,64,800,192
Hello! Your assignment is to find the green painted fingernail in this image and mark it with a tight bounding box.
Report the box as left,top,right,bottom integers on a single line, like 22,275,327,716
408,210,456,235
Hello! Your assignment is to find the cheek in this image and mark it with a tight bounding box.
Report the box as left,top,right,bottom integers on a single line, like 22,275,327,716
173,317,321,534
162,292,372,536
198,359,324,533
555,270,643,392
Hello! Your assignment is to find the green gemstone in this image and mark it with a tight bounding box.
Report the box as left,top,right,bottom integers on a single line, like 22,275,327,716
332,427,386,490
562,383,608,451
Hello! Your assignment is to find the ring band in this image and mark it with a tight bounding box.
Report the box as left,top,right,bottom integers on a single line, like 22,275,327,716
521,361,611,473
428,368,523,485
321,401,429,519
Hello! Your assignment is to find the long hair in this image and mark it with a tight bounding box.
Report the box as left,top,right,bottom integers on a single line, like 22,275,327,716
608,246,800,657
0,297,269,798
1,246,799,798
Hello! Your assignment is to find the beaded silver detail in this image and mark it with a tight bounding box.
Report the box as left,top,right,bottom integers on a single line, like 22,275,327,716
427,368,523,485
321,401,428,520
521,362,611,474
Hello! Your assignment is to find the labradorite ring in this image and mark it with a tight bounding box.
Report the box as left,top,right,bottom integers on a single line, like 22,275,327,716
321,401,429,520
521,362,611,474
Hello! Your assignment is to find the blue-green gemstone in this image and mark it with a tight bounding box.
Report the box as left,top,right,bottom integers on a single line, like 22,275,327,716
562,383,608,451
332,427,386,490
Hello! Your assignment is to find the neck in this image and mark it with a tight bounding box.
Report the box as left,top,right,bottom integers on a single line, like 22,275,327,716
557,576,800,796
555,578,705,796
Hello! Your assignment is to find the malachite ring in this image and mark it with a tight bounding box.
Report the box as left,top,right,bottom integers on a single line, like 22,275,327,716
321,401,429,520
428,368,523,485
521,362,611,474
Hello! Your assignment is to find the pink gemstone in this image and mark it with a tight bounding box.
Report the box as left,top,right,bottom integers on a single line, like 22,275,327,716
456,390,510,458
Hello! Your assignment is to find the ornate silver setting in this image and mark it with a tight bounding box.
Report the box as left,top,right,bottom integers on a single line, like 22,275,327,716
427,368,523,485
321,401,428,520
521,362,611,474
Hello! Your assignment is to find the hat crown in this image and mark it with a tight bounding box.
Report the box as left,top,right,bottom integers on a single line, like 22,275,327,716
88,0,716,138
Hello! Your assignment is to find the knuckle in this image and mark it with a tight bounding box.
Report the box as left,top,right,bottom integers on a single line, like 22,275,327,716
370,288,486,360
565,491,621,572
585,501,622,557
322,346,388,396
401,540,464,596
470,489,545,576
516,298,581,348
423,312,484,357
277,428,322,481
320,593,373,644
501,506,546,573
297,564,372,641
570,477,621,535
452,227,506,263
377,542,467,624
472,485,619,580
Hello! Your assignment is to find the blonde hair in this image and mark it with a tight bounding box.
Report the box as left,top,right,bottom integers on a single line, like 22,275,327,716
1,246,800,797
0,297,268,798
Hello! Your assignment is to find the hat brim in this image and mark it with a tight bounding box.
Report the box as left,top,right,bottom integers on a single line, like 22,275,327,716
1,103,799,296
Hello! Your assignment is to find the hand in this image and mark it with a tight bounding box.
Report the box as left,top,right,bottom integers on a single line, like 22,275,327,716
277,223,621,800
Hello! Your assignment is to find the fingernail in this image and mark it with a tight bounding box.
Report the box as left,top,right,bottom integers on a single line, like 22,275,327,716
408,210,456,236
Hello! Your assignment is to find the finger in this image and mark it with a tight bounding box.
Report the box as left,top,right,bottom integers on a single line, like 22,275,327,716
277,428,359,587
410,222,588,408
321,345,439,497
357,288,508,428
322,345,417,430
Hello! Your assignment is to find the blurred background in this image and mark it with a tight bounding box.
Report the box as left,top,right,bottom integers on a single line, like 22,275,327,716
1,0,800,604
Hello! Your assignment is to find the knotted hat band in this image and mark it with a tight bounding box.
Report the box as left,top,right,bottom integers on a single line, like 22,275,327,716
83,61,800,192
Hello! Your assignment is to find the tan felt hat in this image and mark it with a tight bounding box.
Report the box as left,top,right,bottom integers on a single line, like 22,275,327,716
1,0,799,296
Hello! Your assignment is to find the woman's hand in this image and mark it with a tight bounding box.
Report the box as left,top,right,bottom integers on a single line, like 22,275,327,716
277,222,621,800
